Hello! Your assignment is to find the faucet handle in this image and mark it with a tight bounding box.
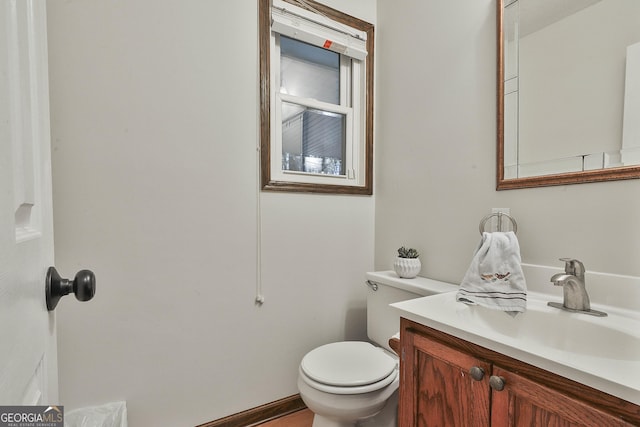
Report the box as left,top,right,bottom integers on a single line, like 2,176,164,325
559,258,585,278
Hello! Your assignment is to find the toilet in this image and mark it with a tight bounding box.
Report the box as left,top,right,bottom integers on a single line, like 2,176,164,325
297,273,456,427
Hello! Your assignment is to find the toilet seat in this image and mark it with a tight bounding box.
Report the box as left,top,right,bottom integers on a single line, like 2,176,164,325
300,342,398,395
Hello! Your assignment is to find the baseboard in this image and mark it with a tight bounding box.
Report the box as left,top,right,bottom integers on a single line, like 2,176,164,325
196,394,306,427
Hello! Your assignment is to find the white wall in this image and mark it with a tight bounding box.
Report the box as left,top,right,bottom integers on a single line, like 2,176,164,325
519,0,640,166
375,1,640,284
48,1,640,424
46,1,375,425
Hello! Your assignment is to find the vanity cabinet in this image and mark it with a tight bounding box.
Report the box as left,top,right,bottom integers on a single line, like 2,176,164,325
399,318,640,427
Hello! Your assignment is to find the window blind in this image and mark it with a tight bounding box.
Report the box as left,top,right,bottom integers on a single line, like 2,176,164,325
271,1,367,61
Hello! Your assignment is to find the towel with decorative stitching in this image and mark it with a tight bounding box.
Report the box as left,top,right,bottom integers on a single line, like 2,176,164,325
456,231,526,314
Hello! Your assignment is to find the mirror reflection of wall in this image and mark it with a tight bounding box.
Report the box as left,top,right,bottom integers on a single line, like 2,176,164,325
504,0,640,179
622,41,640,166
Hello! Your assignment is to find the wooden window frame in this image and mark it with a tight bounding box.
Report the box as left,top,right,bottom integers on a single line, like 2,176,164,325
259,0,375,194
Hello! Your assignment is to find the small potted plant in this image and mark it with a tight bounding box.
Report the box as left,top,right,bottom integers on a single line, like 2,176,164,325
394,246,421,279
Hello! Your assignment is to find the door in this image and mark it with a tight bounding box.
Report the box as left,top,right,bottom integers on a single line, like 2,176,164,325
0,0,58,404
490,366,635,427
399,328,491,427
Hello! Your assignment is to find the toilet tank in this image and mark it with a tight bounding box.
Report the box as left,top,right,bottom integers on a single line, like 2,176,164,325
365,271,457,352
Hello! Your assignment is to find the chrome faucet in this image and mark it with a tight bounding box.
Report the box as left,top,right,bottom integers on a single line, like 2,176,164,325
550,258,589,311
548,258,607,317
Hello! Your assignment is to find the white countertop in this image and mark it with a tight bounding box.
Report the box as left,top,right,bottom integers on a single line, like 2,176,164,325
392,290,640,405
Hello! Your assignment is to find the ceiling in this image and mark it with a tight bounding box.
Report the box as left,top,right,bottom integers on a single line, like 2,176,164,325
518,0,602,36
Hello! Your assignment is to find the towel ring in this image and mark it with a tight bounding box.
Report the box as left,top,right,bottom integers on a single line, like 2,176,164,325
479,212,518,235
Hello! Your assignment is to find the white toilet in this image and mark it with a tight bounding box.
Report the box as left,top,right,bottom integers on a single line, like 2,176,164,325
297,273,456,427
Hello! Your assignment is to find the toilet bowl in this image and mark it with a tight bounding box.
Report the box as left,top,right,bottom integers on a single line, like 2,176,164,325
297,341,399,427
298,273,458,427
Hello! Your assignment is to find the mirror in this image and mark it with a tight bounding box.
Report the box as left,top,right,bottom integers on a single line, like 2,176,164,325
497,0,640,189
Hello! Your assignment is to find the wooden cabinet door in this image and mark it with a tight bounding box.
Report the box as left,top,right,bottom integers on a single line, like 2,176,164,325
490,366,635,427
399,330,491,427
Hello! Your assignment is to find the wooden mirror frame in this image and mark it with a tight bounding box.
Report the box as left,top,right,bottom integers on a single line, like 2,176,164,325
496,0,640,190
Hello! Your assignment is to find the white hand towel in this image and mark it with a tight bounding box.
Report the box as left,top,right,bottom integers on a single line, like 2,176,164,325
456,231,526,314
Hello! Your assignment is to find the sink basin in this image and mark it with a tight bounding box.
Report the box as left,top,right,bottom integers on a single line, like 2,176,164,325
391,290,640,405
453,296,640,361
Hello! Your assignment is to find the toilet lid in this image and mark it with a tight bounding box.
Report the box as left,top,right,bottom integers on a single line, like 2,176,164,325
300,342,397,387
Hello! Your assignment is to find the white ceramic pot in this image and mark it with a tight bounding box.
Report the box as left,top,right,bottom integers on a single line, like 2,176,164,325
393,257,421,279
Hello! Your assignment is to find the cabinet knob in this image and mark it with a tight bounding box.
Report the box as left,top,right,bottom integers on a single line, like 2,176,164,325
489,375,506,391
469,366,485,381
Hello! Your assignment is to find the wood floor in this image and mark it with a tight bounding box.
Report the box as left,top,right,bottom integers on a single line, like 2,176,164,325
257,409,313,427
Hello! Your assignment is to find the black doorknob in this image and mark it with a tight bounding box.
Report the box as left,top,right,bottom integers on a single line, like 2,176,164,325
45,267,96,311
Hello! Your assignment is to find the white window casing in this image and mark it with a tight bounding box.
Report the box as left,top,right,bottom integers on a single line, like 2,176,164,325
269,0,367,187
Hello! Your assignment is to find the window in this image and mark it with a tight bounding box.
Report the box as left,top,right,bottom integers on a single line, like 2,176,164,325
259,0,374,194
